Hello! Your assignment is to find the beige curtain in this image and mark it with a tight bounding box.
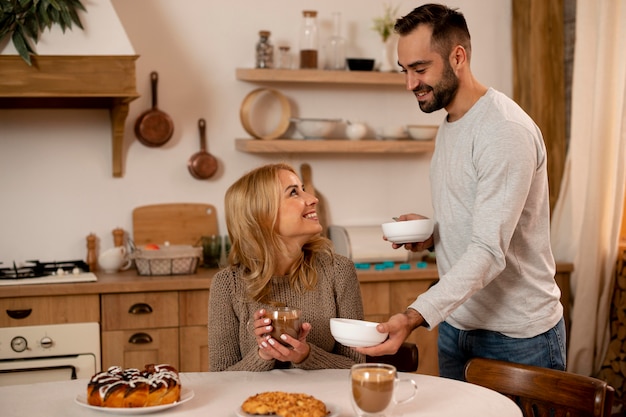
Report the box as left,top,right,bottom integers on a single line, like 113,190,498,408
550,0,626,375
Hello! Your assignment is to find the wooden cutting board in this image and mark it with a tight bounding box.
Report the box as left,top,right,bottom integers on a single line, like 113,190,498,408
132,203,218,246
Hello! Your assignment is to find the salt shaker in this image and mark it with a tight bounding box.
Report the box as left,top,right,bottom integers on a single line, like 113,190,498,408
256,30,274,69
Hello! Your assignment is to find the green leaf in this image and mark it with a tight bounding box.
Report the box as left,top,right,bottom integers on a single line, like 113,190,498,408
12,29,34,66
1,0,86,65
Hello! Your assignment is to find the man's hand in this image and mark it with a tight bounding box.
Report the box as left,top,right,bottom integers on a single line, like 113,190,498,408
355,309,424,356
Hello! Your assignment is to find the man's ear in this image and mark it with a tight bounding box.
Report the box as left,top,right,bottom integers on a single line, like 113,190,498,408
450,45,467,68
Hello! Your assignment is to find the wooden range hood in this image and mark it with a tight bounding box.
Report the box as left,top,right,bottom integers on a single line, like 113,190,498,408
0,55,139,178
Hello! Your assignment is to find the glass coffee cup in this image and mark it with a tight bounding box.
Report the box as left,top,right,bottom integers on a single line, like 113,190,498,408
265,306,302,348
350,363,417,416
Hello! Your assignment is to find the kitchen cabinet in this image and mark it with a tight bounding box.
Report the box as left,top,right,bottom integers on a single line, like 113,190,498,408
235,68,435,154
100,289,209,372
0,294,99,327
0,55,139,178
101,292,180,370
178,290,209,372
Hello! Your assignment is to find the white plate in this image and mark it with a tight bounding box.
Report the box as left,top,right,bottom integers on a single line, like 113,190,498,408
387,232,432,244
236,402,339,417
75,388,194,415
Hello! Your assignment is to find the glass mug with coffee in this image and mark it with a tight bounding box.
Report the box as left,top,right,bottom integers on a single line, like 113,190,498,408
350,363,417,417
265,306,302,348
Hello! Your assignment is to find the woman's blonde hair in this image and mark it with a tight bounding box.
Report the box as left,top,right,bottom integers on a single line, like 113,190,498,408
225,163,333,302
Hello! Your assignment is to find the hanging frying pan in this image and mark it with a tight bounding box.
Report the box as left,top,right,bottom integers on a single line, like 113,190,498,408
134,71,174,147
188,118,218,179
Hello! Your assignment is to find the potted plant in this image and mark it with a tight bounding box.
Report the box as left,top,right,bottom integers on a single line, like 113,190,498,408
0,0,86,66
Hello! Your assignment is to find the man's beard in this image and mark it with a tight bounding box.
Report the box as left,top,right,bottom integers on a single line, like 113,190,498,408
416,62,459,113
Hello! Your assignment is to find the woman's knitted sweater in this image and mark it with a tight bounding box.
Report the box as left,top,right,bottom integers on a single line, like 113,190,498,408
208,253,365,371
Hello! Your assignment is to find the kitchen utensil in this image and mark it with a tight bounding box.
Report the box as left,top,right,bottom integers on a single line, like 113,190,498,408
134,71,174,147
240,88,291,140
98,246,132,274
291,117,341,139
345,120,367,140
381,218,434,244
330,318,388,347
132,203,218,246
406,124,438,140
188,118,218,180
346,58,375,71
300,163,328,236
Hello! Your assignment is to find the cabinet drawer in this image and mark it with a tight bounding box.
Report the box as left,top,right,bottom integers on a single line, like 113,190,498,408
101,328,179,370
0,295,99,327
101,292,178,331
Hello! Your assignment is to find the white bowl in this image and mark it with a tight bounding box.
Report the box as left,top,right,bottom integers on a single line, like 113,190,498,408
381,218,434,244
330,318,388,347
291,118,341,139
406,124,438,140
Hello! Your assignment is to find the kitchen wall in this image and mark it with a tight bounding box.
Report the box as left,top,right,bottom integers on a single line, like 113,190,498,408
0,0,511,262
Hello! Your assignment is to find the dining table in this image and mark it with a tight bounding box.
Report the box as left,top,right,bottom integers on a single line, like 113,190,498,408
1,368,522,416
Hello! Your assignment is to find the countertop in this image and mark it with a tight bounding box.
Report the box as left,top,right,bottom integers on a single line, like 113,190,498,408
0,262,572,299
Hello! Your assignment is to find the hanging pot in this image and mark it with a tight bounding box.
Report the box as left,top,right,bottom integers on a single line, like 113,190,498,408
134,71,174,147
188,118,218,179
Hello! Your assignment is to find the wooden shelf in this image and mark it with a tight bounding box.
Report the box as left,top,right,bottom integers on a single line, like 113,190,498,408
0,55,139,178
235,138,434,154
236,68,405,85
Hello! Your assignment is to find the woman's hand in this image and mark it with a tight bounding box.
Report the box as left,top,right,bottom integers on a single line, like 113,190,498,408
254,309,312,363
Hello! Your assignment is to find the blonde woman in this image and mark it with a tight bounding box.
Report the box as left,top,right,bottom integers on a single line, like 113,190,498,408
208,163,364,371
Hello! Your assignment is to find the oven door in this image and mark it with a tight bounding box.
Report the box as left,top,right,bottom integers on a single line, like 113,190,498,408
0,353,97,386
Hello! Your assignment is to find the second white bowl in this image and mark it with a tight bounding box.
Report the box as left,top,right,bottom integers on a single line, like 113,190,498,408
330,318,388,347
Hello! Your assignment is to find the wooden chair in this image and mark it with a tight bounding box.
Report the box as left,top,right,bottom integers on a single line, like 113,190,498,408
366,342,419,373
464,357,614,417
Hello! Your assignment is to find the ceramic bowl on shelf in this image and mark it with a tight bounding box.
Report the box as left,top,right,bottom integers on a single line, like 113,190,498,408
330,318,388,347
290,117,342,139
346,58,376,71
406,124,438,141
381,218,434,244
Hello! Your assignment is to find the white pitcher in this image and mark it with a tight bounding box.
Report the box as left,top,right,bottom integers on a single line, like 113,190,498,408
98,246,132,273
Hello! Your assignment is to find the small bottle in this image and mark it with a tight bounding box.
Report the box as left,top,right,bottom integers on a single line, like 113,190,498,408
277,46,292,69
299,10,319,69
325,12,346,70
255,30,274,69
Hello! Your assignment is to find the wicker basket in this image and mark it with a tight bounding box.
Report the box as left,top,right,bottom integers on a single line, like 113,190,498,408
132,245,202,276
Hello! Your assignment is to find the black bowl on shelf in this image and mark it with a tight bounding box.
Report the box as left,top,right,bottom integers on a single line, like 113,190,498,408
347,58,375,71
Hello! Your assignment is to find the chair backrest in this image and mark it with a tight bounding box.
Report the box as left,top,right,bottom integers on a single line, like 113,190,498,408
464,357,614,417
366,342,419,373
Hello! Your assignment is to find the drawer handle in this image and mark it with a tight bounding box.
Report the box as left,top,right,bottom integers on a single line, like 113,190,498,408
128,332,153,344
128,303,153,315
6,309,32,319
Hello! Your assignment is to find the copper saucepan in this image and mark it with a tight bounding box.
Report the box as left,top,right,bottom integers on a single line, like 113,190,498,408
188,118,218,179
134,71,174,147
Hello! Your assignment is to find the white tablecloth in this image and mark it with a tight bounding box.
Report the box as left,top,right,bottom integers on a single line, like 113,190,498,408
0,369,522,416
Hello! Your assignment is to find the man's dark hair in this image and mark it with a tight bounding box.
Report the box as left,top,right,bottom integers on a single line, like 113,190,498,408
394,3,472,61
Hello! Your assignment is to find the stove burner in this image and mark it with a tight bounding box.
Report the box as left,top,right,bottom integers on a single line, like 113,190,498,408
0,260,90,280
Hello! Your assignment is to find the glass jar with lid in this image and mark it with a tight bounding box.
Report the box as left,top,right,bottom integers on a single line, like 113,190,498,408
299,10,319,69
256,30,274,69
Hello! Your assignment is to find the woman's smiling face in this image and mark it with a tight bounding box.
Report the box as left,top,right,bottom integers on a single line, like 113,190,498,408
275,169,321,244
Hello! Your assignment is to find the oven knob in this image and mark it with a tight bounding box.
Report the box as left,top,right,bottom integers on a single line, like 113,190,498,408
40,336,53,349
10,336,28,353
